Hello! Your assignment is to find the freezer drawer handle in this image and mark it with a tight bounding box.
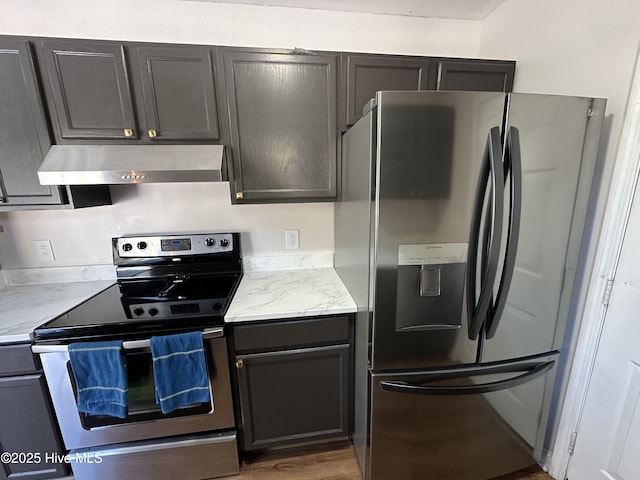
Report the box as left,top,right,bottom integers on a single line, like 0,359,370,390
379,360,554,396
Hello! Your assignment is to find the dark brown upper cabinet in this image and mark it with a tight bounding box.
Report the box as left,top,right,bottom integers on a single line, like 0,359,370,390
134,45,220,141
0,38,109,210
342,53,433,129
40,39,137,141
223,49,338,203
0,39,62,207
436,59,515,92
38,39,223,144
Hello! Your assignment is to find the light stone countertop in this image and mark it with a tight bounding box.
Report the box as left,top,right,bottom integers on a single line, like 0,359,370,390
224,267,356,323
0,280,115,344
0,265,116,344
0,255,357,342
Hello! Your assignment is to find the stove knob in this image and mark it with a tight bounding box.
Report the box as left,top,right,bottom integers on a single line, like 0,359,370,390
122,243,133,252
137,241,147,250
148,308,159,317
133,308,144,316
219,238,229,248
205,238,216,247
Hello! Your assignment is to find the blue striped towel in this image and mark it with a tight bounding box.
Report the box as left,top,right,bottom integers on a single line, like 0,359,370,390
68,341,127,418
150,331,211,414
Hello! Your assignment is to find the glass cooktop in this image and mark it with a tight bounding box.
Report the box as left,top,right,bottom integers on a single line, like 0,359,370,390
33,277,239,343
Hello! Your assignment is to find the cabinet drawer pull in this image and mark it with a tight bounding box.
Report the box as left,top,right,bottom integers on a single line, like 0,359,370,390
236,359,244,368
236,192,244,200
123,128,134,137
148,129,157,138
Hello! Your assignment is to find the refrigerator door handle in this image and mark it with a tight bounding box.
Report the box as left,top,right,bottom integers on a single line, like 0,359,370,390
486,126,523,338
467,127,505,340
379,360,554,396
466,139,490,334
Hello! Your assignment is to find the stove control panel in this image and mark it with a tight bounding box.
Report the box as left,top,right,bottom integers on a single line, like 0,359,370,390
116,233,234,257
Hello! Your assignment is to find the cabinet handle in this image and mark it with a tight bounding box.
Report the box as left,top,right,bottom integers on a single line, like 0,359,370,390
123,128,134,137
236,192,244,200
236,359,244,369
148,129,157,138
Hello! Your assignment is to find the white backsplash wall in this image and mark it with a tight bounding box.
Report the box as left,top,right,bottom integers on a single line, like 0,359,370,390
0,0,482,269
0,183,334,268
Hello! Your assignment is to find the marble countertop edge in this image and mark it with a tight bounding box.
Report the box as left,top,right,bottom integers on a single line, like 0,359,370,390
225,305,357,323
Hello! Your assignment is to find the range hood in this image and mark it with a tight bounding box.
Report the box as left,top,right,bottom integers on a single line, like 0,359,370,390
38,145,227,185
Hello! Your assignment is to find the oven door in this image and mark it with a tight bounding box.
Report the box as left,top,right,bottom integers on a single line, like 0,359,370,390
33,328,235,450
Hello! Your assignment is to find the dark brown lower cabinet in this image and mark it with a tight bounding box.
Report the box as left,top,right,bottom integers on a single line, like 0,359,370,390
232,316,353,451
0,366,67,479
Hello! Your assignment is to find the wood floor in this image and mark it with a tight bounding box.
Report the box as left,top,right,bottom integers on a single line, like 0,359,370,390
225,440,555,480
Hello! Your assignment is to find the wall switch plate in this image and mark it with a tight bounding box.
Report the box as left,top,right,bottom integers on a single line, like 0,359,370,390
33,240,55,262
285,229,300,250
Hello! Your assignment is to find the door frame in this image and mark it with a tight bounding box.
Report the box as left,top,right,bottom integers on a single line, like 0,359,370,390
548,48,640,479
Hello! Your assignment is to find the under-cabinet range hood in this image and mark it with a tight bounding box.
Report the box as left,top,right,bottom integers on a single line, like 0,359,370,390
38,145,227,185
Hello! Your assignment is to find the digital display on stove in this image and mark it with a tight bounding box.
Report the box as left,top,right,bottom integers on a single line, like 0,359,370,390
161,238,191,251
171,304,200,315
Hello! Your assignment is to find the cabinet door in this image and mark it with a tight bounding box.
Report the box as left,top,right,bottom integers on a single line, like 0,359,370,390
0,39,63,207
40,39,137,140
235,344,350,450
135,46,220,141
0,374,67,479
436,59,515,92
223,50,338,202
342,54,432,128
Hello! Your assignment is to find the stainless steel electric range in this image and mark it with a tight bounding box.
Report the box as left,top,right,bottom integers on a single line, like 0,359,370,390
32,232,243,480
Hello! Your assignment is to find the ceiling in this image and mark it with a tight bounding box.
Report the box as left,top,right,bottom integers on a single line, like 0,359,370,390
189,0,509,20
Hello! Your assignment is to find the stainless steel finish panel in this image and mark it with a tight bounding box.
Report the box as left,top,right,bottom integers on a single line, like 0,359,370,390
37,335,235,450
115,233,233,257
371,91,506,370
368,355,557,480
334,109,375,476
480,94,606,364
37,144,226,185
69,431,239,480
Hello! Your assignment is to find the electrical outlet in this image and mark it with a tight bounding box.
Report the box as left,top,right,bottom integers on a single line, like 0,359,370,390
33,240,55,262
285,229,300,250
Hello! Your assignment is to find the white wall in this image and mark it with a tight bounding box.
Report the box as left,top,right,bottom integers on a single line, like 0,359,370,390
479,0,640,203
0,0,481,268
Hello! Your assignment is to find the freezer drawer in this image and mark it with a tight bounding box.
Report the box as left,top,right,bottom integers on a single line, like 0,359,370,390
368,357,556,480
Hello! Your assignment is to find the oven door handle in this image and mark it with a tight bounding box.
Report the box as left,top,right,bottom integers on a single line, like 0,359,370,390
31,327,224,354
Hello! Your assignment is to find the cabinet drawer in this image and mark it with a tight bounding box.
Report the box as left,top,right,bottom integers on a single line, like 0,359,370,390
233,316,351,352
0,344,37,376
70,432,238,480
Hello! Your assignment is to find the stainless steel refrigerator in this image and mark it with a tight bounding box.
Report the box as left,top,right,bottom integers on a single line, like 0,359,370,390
335,91,605,480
